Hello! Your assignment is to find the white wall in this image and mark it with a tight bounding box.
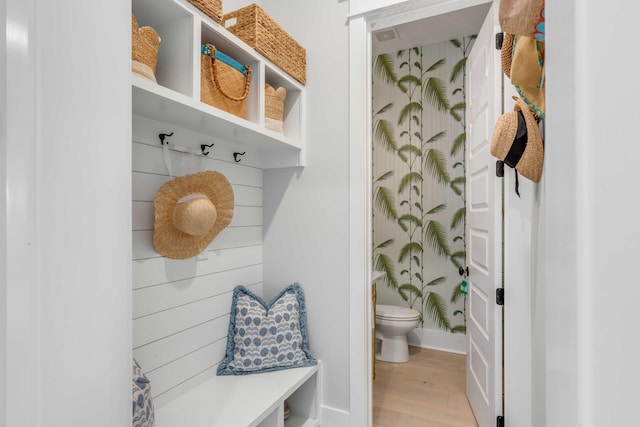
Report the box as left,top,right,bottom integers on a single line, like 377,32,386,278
260,0,352,424
3,1,132,426
539,1,640,426
1,3,10,423
37,1,132,425
536,4,577,425
2,2,40,424
131,116,265,407
4,1,353,426
9,0,639,426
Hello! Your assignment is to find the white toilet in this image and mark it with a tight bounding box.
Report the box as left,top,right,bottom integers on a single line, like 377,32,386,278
375,304,421,363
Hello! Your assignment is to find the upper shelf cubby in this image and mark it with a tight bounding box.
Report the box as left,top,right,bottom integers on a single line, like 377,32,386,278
131,0,306,168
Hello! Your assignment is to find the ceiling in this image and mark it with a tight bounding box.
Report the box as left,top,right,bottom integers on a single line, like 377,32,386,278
372,3,491,55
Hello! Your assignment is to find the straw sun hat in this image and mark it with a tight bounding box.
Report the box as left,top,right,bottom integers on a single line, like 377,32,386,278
490,96,543,183
153,171,234,259
499,0,545,41
501,33,514,79
501,34,545,118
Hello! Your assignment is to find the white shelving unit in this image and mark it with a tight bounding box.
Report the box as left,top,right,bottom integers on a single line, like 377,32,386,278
131,1,318,426
154,363,321,427
132,0,306,168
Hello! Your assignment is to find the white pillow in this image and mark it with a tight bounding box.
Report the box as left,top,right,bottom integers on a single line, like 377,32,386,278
217,283,317,375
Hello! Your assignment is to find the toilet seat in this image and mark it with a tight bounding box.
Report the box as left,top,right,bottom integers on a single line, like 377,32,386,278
376,304,420,321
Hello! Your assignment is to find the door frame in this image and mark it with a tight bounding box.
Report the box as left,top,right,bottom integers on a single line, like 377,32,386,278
348,0,531,425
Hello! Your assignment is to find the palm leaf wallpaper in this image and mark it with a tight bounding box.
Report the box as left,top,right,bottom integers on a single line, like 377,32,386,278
372,36,475,334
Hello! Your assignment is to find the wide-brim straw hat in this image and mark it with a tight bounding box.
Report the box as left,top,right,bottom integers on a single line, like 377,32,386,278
499,0,545,41
511,36,545,118
153,171,234,259
501,33,514,79
502,34,545,118
490,96,543,183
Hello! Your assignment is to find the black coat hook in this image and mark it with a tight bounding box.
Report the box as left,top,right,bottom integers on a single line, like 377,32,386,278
159,132,174,145
233,152,246,162
201,143,214,156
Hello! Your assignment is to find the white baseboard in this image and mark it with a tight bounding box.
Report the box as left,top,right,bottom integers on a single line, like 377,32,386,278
407,327,467,354
320,404,350,427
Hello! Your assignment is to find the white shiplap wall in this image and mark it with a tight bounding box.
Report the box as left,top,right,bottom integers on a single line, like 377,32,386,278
132,114,264,407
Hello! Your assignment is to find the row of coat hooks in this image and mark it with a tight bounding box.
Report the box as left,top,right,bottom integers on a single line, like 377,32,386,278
158,132,246,163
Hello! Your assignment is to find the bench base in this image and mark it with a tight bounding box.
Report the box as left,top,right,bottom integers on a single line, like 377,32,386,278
155,362,321,427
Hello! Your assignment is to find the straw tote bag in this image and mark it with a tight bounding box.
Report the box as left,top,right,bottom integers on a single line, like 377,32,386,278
201,44,252,119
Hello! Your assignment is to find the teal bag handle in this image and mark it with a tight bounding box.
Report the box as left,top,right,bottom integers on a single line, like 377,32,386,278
201,43,252,102
201,44,250,76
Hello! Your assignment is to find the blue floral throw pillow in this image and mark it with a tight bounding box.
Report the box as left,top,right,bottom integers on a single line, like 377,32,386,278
217,283,317,375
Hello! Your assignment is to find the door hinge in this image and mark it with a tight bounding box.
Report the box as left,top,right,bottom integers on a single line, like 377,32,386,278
497,415,504,427
496,160,505,177
496,32,504,50
496,288,504,306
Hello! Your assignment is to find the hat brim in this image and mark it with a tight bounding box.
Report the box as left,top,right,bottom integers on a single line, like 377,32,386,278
490,97,544,183
501,33,514,78
153,171,234,259
510,36,545,117
512,96,543,182
490,109,518,161
515,84,545,119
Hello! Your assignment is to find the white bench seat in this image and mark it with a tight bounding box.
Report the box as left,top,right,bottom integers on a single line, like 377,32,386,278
155,362,321,427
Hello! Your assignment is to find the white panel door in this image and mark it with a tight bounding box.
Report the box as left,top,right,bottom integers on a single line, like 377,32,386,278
465,2,503,426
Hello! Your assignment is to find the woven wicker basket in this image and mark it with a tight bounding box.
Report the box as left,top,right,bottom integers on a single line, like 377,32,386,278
284,402,290,421
201,44,252,119
224,4,306,85
188,0,223,24
265,83,286,133
132,15,160,83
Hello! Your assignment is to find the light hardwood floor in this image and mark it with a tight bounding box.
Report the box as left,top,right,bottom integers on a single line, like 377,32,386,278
373,346,478,427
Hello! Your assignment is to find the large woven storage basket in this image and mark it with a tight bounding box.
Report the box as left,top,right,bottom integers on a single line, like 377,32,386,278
187,0,223,24
224,4,306,85
265,83,286,133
